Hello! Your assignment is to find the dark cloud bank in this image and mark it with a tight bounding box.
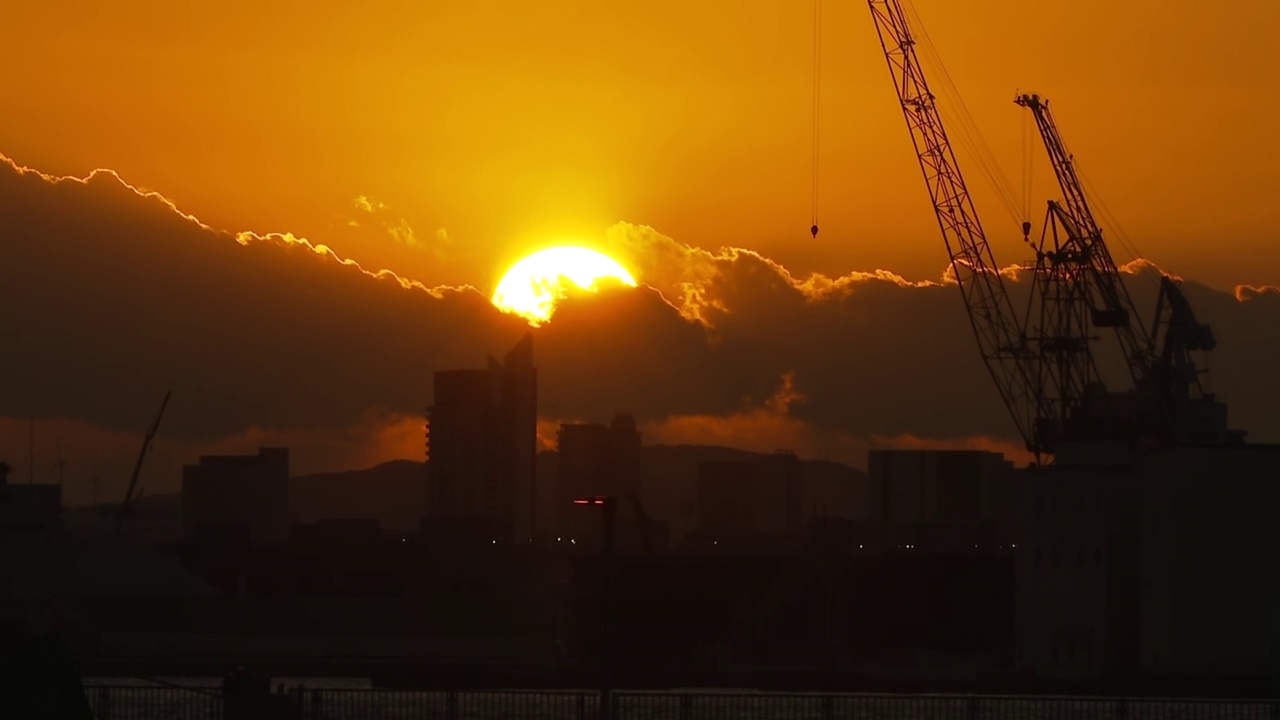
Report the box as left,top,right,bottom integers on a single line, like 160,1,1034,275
2,154,1277,498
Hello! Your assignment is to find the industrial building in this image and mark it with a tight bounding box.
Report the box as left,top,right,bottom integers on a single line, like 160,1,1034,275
181,447,290,544
1014,441,1280,683
424,333,537,544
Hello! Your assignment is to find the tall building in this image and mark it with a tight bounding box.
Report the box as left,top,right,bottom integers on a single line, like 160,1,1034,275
555,413,642,539
181,447,290,544
425,333,536,544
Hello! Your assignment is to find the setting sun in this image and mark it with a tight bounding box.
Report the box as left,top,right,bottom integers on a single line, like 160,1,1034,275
491,246,638,325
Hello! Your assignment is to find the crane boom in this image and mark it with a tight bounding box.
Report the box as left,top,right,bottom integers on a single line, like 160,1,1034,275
867,1,1043,454
116,390,171,538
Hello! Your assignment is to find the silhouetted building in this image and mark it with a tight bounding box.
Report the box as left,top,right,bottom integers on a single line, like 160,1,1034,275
0,462,61,539
556,414,642,540
866,449,1014,552
1015,441,1280,683
696,452,803,543
803,460,867,521
182,447,289,544
291,518,383,550
425,334,536,544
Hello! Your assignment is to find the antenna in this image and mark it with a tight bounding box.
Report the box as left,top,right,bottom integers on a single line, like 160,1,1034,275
49,444,66,486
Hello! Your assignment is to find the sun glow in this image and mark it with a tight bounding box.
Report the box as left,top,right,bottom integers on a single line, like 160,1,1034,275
492,246,637,325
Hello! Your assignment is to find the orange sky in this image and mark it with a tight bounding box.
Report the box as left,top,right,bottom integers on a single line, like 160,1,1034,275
3,1,1277,293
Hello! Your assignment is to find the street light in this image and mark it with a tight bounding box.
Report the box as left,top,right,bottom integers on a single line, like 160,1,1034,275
572,495,617,720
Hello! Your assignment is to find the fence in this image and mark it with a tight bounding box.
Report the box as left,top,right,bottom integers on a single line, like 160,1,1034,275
85,684,221,720
80,685,1280,720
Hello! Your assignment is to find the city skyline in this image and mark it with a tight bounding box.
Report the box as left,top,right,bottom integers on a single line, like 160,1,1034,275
5,1,1280,706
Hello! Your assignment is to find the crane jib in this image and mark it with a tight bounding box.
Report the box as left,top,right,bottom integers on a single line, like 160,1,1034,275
867,0,1048,458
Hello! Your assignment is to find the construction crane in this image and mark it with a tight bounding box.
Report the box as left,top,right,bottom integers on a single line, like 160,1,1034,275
1015,94,1154,388
865,0,1048,458
1016,94,1235,446
115,390,171,539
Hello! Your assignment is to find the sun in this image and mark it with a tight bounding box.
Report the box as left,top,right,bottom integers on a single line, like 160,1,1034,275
492,246,637,325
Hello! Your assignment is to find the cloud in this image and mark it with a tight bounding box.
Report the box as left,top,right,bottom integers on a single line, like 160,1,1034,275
535,418,567,453
600,222,940,323
641,372,865,466
1118,257,1174,279
1236,284,1280,302
352,195,386,213
1,151,517,448
2,152,1277,505
346,195,425,250
868,433,1036,468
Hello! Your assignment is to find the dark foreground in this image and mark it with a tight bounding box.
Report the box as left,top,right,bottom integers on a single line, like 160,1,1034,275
73,684,1280,720
78,655,1280,701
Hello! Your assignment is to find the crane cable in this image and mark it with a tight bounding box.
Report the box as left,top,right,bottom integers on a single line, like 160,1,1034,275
902,0,1023,230
810,0,822,239
1021,108,1034,242
1021,109,1028,222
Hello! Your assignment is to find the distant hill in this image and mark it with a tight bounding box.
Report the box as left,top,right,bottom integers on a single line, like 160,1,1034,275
66,448,867,540
290,459,426,532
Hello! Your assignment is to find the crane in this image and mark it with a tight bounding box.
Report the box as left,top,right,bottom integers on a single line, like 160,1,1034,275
1016,94,1234,446
115,390,171,539
1015,94,1154,389
866,0,1048,458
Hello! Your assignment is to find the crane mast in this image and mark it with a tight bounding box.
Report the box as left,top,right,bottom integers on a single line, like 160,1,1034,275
1019,200,1105,450
867,0,1045,456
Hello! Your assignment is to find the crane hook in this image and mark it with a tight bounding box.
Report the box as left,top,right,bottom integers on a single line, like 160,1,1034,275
811,224,819,239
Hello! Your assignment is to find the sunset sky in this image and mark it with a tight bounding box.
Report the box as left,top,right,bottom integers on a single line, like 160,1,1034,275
1,2,1278,499
4,1,1277,291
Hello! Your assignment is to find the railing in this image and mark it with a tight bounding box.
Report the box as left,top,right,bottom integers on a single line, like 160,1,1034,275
79,685,1280,720
85,684,221,720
